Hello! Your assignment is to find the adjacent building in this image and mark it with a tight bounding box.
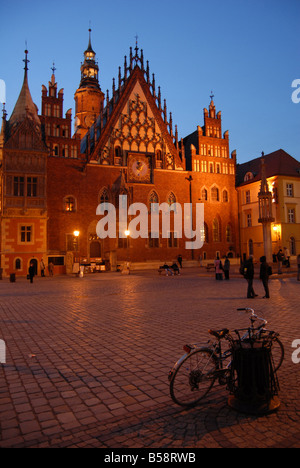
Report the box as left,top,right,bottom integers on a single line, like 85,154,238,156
236,149,300,261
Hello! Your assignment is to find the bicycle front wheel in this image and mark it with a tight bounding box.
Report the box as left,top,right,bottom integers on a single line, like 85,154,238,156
170,348,218,407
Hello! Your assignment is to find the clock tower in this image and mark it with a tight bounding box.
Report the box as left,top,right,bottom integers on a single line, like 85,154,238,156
74,29,104,138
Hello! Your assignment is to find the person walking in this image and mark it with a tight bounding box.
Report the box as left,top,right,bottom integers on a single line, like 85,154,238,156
177,255,183,269
277,249,284,274
297,254,300,282
28,262,35,284
40,258,46,277
283,247,290,268
48,262,54,277
223,256,230,280
214,255,223,280
244,255,257,298
260,256,270,298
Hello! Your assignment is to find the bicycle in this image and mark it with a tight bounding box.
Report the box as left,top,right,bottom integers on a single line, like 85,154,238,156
168,308,284,407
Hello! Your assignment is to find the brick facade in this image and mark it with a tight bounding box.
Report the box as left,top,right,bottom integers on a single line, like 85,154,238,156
0,39,239,277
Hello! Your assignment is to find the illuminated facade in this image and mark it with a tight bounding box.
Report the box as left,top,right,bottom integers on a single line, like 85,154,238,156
236,149,300,261
1,34,240,276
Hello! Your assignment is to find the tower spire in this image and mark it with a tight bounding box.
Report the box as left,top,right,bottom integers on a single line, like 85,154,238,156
74,29,104,138
9,48,41,128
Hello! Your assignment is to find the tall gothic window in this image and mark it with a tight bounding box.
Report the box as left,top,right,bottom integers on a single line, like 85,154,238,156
149,191,159,213
213,218,220,242
211,187,219,202
167,192,176,206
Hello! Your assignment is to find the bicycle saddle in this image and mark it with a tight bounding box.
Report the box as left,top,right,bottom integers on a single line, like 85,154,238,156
208,328,229,340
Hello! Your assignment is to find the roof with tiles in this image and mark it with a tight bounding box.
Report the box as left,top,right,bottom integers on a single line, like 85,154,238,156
236,149,300,186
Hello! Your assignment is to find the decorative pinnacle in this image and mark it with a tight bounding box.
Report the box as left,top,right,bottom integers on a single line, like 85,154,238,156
23,48,30,76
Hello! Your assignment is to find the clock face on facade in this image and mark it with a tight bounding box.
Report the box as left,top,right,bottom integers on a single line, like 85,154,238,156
85,114,95,128
128,155,151,183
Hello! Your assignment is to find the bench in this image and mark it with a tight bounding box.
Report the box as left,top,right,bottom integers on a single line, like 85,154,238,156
158,265,180,276
205,263,215,271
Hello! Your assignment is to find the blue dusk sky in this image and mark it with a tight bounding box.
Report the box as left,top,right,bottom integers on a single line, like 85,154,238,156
0,0,299,164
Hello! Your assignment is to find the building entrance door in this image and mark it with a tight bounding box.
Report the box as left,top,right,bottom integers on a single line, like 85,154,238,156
90,241,101,258
30,258,38,276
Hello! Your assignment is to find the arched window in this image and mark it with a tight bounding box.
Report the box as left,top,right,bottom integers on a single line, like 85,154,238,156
64,196,76,212
201,188,208,201
204,223,209,243
99,188,110,204
248,239,254,256
148,190,159,212
15,258,22,270
213,218,220,242
167,192,176,206
115,145,121,158
226,224,232,242
244,172,254,182
290,236,296,256
223,190,228,203
211,187,219,202
156,149,162,160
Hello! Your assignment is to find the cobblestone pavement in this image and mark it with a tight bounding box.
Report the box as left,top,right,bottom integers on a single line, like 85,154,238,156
0,267,299,448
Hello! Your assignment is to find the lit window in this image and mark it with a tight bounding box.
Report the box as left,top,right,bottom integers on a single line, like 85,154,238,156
64,196,76,212
288,209,295,224
286,184,294,197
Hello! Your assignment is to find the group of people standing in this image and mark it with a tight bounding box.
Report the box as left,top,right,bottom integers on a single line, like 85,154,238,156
214,255,231,280
275,247,291,274
28,259,54,283
241,255,271,299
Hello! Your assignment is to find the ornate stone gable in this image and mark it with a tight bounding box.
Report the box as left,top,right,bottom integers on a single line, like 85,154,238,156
5,118,47,152
83,63,184,171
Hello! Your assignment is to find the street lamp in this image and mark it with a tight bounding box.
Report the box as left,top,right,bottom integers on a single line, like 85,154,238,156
125,230,130,260
122,229,130,274
73,230,80,265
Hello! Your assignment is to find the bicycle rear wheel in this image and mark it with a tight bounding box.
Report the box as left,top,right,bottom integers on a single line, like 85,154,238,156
170,347,218,407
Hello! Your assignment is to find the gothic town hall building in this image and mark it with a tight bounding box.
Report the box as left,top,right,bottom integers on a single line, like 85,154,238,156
0,33,239,277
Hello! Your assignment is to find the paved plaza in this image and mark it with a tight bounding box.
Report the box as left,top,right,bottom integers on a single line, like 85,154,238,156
0,266,299,448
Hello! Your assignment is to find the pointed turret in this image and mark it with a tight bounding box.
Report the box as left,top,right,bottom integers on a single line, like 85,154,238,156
9,49,41,129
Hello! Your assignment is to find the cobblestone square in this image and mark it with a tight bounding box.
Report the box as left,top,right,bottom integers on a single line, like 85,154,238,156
0,268,299,448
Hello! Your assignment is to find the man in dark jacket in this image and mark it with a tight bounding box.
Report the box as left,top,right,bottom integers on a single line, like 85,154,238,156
260,256,270,298
28,263,35,284
244,255,257,298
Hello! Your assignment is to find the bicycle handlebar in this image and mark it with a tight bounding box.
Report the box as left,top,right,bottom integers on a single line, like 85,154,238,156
237,308,267,325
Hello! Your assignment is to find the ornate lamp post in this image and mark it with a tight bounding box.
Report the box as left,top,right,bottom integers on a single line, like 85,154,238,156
258,153,274,262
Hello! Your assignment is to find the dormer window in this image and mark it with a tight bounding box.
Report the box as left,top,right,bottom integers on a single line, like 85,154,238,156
244,172,254,182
